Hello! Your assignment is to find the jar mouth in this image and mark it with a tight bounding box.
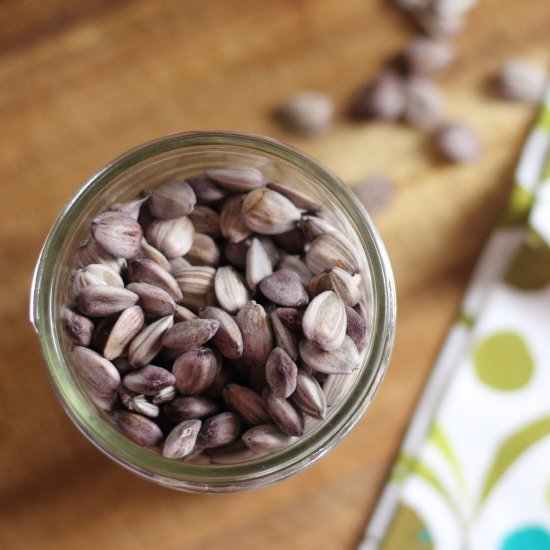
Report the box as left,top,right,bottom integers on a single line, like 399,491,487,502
30,130,396,492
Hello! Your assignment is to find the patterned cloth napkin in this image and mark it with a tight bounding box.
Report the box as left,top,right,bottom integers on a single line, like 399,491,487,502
360,87,550,550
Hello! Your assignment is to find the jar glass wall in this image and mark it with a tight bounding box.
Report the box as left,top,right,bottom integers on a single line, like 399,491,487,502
30,131,396,492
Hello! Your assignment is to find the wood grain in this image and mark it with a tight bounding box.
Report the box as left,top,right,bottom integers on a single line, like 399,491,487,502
1,0,548,548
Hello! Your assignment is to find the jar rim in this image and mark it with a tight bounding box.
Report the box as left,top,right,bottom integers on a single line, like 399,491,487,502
30,130,396,492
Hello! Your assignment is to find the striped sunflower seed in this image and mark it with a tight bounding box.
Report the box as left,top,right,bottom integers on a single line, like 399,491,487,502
293,369,327,419
148,179,196,219
307,267,361,306
128,315,174,367
73,239,126,273
163,419,202,459
127,259,183,302
162,318,220,352
223,384,271,425
299,335,361,375
146,216,195,259
185,233,221,267
75,285,139,317
246,237,273,292
113,411,163,447
302,290,347,351
236,301,273,368
123,365,176,395
199,306,243,359
188,205,221,237
265,347,297,399
206,167,265,192
270,310,300,361
214,266,250,313
71,263,124,298
305,231,360,275
103,305,145,360
139,238,172,272
242,424,298,451
241,188,301,235
126,282,176,317
259,269,309,307
173,347,221,395
263,390,304,437
323,370,361,407
197,412,242,448
91,211,143,259
220,194,252,243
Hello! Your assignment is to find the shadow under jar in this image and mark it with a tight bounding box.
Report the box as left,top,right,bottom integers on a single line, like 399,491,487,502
30,131,396,493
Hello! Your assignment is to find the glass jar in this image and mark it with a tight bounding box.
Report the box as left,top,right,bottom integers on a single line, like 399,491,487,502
30,131,396,493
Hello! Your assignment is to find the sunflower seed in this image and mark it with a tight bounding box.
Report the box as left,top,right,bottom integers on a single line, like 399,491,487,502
246,237,273,292
71,263,125,298
263,390,304,436
345,305,368,347
293,369,327,419
297,215,338,241
236,301,273,368
146,216,195,259
242,424,298,451
214,266,250,313
187,174,228,204
103,305,145,360
197,412,242,448
74,239,125,273
164,396,221,422
109,194,149,220
139,238,172,272
168,256,192,274
199,306,243,359
404,77,445,130
127,259,183,301
307,267,361,306
350,70,406,121
258,269,308,308
223,384,271,425
404,36,454,75
257,236,281,265
435,123,482,163
302,291,346,351
70,346,120,410
305,231,360,275
206,167,265,192
151,385,177,405
125,395,160,418
162,318,220,351
75,285,139,317
113,411,163,447
61,306,94,346
174,304,198,321
90,211,143,259
323,370,361,407
189,206,221,237
173,347,221,395
128,315,174,367
174,266,216,297
299,335,361,375
274,91,334,136
278,256,313,286
220,194,252,243
148,179,196,219
126,282,176,317
267,182,321,213
270,310,300,361
123,365,176,395
241,188,301,235
495,58,546,103
163,419,202,458
266,347,297,398
185,233,221,267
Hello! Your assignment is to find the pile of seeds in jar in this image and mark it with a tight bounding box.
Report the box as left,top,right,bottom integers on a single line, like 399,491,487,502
62,167,368,463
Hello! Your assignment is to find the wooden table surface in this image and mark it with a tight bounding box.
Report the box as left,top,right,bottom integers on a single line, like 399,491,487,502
1,1,548,548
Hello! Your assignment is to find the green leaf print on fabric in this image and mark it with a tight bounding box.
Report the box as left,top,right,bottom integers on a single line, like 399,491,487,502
504,230,550,290
479,416,550,506
429,424,467,499
474,332,534,391
380,504,434,550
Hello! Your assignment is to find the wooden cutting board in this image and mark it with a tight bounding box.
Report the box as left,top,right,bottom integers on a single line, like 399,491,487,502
1,1,548,548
